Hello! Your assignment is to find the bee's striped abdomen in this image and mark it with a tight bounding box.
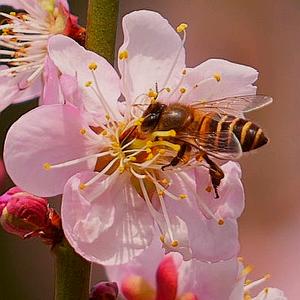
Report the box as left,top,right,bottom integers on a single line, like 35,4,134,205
224,116,268,152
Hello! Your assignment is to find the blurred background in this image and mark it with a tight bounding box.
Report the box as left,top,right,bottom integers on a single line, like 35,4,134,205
0,0,299,299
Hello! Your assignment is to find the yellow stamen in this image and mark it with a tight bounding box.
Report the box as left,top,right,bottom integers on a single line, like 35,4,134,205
214,73,221,82
119,50,128,59
200,99,207,104
180,88,186,93
159,149,166,155
10,12,16,16
160,235,165,243
264,274,271,279
179,194,186,199
80,128,86,135
118,166,125,172
44,163,51,170
171,240,179,247
79,184,86,190
237,257,245,262
102,130,108,136
182,69,187,75
105,114,110,120
161,178,168,184
151,99,157,104
146,141,153,147
206,186,212,193
129,156,137,162
165,87,171,92
89,62,98,70
146,148,152,154
146,153,154,161
177,23,188,32
148,89,157,98
150,129,176,139
85,81,92,87
264,288,269,293
158,190,164,196
218,219,224,225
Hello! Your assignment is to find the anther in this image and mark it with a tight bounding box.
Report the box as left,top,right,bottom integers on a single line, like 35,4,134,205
129,157,137,162
160,235,165,243
146,141,153,147
179,194,186,199
44,163,51,170
205,186,212,193
161,179,168,184
118,166,125,172
171,240,179,247
148,89,157,98
146,148,152,154
159,149,166,155
218,219,224,225
182,69,187,75
158,190,164,196
180,88,186,94
177,23,188,33
79,184,86,190
10,12,16,16
264,288,269,293
214,73,221,82
89,62,98,70
237,257,244,262
146,153,154,161
119,50,128,59
165,87,171,92
200,100,207,104
85,81,92,87
80,128,86,134
105,114,110,120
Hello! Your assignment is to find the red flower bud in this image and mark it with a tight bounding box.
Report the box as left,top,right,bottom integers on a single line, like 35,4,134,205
0,187,62,244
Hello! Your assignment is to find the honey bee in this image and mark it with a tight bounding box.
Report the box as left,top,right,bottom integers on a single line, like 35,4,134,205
138,95,272,198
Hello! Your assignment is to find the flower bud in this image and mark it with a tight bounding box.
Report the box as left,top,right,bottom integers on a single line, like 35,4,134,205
0,187,62,244
89,281,118,300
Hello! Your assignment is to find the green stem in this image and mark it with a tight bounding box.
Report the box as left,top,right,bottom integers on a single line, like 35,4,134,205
86,0,120,64
53,238,91,300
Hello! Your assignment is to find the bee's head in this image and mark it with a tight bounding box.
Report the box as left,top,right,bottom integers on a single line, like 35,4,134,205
140,102,166,132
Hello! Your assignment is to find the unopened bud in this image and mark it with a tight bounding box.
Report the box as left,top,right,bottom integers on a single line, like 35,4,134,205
89,281,118,300
0,187,62,244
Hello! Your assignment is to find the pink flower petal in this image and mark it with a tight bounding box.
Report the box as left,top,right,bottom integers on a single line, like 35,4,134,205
195,162,245,219
62,172,155,265
119,10,185,103
163,171,241,262
4,104,99,197
175,59,258,105
177,257,238,300
41,55,64,105
48,35,121,121
0,66,43,111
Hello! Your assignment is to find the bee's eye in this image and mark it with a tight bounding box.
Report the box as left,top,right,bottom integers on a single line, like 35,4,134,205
141,113,160,132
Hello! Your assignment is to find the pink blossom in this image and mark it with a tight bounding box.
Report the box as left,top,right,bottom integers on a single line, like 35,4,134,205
106,236,239,300
4,10,259,265
229,260,287,300
0,0,85,111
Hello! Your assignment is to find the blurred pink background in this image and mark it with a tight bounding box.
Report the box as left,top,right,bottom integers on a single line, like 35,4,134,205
0,0,299,299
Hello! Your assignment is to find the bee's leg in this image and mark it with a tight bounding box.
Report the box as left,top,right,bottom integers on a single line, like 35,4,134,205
162,143,187,170
202,154,224,199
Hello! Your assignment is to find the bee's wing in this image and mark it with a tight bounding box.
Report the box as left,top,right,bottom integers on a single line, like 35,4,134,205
176,131,242,160
191,95,273,118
